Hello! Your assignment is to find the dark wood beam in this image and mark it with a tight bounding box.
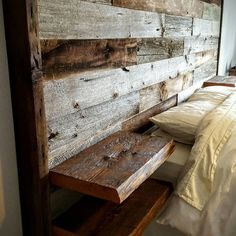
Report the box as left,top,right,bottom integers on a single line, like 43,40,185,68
2,0,50,235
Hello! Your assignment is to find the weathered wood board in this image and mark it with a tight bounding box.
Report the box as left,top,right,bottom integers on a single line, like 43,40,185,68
41,39,137,76
112,0,204,18
50,131,175,203
193,18,220,36
39,0,162,39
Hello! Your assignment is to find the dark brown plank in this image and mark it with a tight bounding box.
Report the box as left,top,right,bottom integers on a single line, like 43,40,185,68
203,76,236,87
41,39,137,79
52,179,173,236
122,95,177,132
201,0,222,6
113,0,204,18
2,0,50,235
50,131,175,203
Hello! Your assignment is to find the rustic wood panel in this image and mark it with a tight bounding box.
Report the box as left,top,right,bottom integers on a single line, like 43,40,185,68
137,38,184,64
203,76,236,87
122,95,177,132
50,131,175,203
193,59,217,83
112,0,204,18
193,18,220,36
52,179,173,236
163,14,192,37
41,39,137,77
184,37,219,54
201,0,221,6
2,0,50,235
202,2,221,21
39,0,162,39
160,72,193,101
82,0,111,5
48,92,139,167
44,56,195,121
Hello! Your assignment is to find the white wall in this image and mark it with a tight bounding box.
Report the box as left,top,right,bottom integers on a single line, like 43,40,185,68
218,0,236,75
0,0,22,235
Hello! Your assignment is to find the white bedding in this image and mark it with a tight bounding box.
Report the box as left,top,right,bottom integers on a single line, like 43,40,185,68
150,129,192,185
157,91,236,236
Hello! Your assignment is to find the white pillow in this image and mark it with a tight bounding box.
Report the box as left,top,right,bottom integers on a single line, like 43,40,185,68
150,86,236,144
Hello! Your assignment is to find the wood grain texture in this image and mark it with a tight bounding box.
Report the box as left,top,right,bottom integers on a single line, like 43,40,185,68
202,2,221,21
122,95,177,132
2,0,50,235
163,14,192,37
137,38,184,64
112,0,204,18
201,0,221,6
44,55,195,121
50,131,175,203
41,39,137,77
184,37,219,54
39,0,162,39
48,92,139,168
160,72,193,101
193,59,217,83
52,179,173,236
193,18,220,36
203,76,236,87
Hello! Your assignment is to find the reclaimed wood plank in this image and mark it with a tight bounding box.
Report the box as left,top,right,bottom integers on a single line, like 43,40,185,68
122,95,177,132
41,39,137,77
137,38,184,64
112,0,204,18
163,14,192,37
81,0,111,5
2,0,50,235
44,56,194,121
50,131,175,203
48,92,139,167
202,2,221,21
52,179,173,236
184,37,219,54
193,18,220,36
39,0,162,39
193,59,217,83
159,72,193,101
201,0,221,6
203,76,236,87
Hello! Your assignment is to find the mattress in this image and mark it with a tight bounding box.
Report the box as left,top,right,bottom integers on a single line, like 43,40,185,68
149,128,192,185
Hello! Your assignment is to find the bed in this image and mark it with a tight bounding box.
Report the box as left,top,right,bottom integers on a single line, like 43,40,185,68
145,85,236,236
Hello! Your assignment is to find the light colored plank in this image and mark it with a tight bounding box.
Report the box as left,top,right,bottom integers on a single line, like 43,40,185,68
139,84,161,112
163,14,192,37
48,92,139,168
193,18,220,36
39,0,162,39
159,72,193,101
202,2,221,21
44,56,195,121
137,38,184,64
184,36,219,54
193,59,217,83
112,0,204,18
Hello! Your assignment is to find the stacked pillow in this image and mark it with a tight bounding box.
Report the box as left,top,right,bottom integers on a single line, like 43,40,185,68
150,86,236,144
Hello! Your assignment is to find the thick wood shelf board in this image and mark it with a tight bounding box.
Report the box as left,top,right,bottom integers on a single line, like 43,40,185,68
50,131,175,203
203,76,236,87
52,179,173,236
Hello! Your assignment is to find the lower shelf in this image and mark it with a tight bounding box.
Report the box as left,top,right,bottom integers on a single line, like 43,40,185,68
52,179,173,236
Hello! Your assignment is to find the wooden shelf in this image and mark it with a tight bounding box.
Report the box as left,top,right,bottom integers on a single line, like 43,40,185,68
203,76,236,87
52,179,173,236
50,131,175,203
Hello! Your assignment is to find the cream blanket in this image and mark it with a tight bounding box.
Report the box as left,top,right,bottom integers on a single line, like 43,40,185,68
158,92,236,236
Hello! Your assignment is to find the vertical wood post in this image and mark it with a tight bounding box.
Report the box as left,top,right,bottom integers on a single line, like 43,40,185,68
2,0,51,235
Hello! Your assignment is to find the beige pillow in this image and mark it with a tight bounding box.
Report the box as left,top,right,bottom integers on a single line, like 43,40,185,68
150,86,236,144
